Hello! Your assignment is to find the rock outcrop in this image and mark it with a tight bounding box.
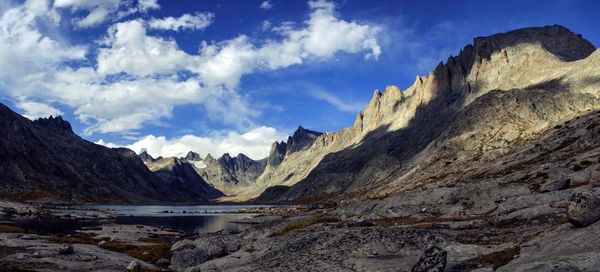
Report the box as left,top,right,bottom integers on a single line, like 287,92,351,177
0,104,221,203
567,188,600,227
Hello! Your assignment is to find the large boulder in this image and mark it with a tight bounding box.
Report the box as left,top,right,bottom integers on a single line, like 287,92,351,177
567,188,600,227
412,246,447,272
170,236,242,271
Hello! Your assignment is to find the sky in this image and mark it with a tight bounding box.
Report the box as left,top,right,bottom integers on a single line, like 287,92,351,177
0,0,598,160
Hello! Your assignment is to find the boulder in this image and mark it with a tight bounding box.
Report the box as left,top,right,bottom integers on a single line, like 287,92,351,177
126,260,141,272
156,258,170,266
58,244,74,255
170,236,242,271
567,189,600,227
412,246,447,272
539,178,570,192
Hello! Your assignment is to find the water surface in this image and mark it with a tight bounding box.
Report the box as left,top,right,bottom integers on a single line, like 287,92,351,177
7,205,282,234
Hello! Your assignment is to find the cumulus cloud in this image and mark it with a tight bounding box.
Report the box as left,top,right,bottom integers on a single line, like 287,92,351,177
148,12,214,31
0,0,86,96
0,0,382,136
260,1,273,10
16,100,64,120
97,20,192,76
53,0,159,28
97,126,287,160
137,0,160,12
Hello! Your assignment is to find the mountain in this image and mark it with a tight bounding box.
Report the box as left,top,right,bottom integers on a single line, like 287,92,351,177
171,126,322,197
192,153,267,196
144,157,223,199
0,105,221,204
247,25,600,202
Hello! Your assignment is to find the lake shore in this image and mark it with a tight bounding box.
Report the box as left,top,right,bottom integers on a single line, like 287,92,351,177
0,200,299,271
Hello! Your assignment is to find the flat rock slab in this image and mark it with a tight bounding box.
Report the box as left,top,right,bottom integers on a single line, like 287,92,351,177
0,233,156,271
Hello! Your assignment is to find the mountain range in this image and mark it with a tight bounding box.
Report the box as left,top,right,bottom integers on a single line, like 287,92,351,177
0,25,598,206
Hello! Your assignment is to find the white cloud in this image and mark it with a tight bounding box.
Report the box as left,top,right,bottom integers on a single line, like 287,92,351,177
137,0,160,12
191,0,382,86
16,100,63,120
97,20,192,76
53,0,160,28
260,1,273,10
53,0,122,28
308,88,363,112
261,20,272,31
148,12,214,31
0,0,86,93
97,126,287,160
0,0,382,136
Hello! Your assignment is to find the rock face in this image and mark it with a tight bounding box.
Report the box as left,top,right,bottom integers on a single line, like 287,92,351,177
251,25,600,202
0,103,221,203
567,188,600,227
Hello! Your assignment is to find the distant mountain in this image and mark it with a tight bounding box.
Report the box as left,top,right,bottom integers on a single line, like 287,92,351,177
184,151,202,161
0,105,221,204
175,126,322,197
191,153,266,196
144,157,223,199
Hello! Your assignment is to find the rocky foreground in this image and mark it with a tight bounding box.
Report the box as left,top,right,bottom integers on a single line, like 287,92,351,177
168,111,600,271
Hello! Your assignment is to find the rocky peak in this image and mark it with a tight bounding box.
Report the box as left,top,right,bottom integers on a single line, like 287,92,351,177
185,151,202,161
267,141,288,167
205,153,215,162
471,25,595,62
287,126,323,154
34,115,73,133
138,150,155,163
265,126,323,167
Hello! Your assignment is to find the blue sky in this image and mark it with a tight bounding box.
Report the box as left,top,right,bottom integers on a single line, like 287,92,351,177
0,0,598,159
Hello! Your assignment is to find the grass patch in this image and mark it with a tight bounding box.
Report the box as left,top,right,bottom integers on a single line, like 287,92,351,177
103,241,172,263
48,235,97,245
475,246,520,269
373,215,497,227
0,224,26,233
276,216,339,236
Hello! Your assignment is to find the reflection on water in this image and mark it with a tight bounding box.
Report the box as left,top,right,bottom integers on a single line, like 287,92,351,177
3,216,104,234
58,204,279,216
5,205,277,235
114,214,253,233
